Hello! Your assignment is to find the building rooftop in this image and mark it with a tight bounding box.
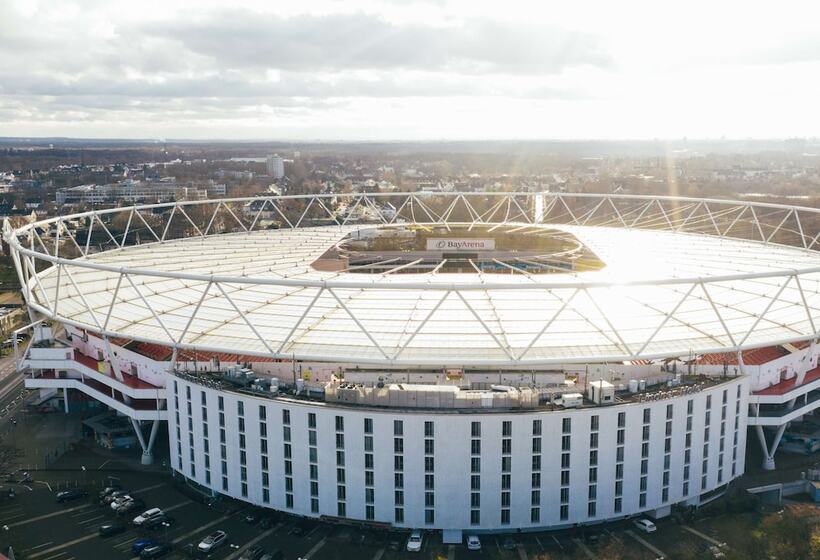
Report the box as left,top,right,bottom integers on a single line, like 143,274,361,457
31,222,820,366
172,368,736,413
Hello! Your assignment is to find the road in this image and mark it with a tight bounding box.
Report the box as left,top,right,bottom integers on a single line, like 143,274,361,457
0,353,26,419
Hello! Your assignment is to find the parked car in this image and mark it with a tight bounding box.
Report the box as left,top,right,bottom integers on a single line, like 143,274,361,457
132,539,158,554
633,518,657,533
238,545,266,560
260,551,284,560
140,543,172,558
406,530,423,552
145,514,176,530
116,498,146,515
197,530,228,553
502,537,517,550
709,545,727,559
99,521,127,537
56,488,88,503
258,516,275,530
133,508,165,526
98,485,122,499
110,495,135,511
103,490,129,504
113,496,145,513
466,535,481,551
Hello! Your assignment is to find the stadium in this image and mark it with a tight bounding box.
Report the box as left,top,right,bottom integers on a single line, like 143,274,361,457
4,192,820,540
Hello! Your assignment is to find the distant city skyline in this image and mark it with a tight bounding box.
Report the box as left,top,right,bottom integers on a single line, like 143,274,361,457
2,0,820,140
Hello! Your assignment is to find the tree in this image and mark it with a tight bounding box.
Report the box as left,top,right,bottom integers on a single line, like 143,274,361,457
728,508,820,560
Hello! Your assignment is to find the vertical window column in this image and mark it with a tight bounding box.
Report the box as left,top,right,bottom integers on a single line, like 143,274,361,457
501,421,512,525
259,405,269,503
639,408,650,508
393,420,404,524
683,399,693,497
173,381,182,471
424,421,435,525
718,390,727,484
732,385,741,476
364,418,375,521
559,417,571,521
702,395,712,490
283,409,294,510
614,411,625,514
218,396,228,492
531,419,542,524
335,415,346,518
306,412,316,512
662,405,672,503
186,385,195,479
238,401,248,498
470,421,481,526
588,415,598,518
201,391,211,485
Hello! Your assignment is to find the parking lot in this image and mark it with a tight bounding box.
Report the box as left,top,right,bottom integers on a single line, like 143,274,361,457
0,453,748,560
0,390,752,560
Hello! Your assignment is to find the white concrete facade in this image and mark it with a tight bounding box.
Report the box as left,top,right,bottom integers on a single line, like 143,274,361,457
168,374,747,532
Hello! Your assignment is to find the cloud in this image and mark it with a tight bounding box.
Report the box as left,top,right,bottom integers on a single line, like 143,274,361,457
143,11,612,75
3,0,820,139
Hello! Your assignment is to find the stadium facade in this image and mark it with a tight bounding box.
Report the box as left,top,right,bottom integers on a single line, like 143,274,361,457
5,193,820,538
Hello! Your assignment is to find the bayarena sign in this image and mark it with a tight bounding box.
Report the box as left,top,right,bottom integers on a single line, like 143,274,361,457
427,238,495,251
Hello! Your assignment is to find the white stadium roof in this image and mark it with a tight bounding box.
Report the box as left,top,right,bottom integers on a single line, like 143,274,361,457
7,193,820,366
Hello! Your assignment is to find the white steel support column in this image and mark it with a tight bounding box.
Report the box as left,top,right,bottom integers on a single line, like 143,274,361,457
143,419,161,466
63,387,69,413
130,418,159,465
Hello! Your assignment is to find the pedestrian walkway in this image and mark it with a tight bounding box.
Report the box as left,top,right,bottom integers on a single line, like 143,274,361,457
626,529,666,559
681,524,724,547
572,538,597,559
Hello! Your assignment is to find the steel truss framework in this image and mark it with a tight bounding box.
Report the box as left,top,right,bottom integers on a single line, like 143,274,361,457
4,192,820,366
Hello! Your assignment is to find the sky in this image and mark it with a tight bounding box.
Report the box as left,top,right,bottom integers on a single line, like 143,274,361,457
2,0,820,141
